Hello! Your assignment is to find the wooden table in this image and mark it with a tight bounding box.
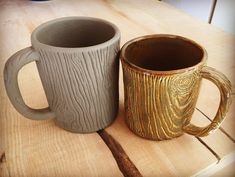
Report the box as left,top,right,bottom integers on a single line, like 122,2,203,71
0,0,234,176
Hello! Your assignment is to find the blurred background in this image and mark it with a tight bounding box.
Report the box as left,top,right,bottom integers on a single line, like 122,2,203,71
162,0,235,35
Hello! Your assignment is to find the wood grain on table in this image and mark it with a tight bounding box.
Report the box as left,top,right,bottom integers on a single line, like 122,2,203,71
0,0,234,177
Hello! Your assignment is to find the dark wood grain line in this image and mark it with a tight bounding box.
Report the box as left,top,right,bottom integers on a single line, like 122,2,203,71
196,108,235,142
98,130,143,177
196,137,221,162
0,152,6,163
0,152,11,177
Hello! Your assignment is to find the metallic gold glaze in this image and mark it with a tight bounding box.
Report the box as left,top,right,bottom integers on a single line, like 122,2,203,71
183,66,232,136
122,60,202,140
121,34,232,140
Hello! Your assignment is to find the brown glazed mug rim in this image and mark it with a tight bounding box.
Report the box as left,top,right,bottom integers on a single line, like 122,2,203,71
31,16,120,52
121,34,208,75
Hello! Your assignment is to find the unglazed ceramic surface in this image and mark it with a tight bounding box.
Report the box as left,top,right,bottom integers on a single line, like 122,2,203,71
4,17,120,133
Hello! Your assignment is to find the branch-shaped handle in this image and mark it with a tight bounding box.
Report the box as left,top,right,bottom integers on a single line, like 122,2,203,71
183,66,232,137
4,47,55,120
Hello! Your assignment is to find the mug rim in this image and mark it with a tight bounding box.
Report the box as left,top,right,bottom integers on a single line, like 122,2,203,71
31,16,120,52
121,34,207,75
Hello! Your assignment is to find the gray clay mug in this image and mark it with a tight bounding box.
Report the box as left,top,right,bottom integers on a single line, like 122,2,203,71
4,16,120,133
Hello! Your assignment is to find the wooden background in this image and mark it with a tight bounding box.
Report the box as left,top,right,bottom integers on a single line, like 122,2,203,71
0,0,234,176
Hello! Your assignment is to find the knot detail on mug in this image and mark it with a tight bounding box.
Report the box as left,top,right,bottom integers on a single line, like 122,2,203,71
170,71,200,97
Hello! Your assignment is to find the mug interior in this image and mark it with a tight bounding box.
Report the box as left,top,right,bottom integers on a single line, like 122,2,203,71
36,18,116,48
124,36,204,71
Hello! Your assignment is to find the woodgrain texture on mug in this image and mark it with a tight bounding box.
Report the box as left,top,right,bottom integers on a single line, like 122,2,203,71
37,43,120,132
121,34,232,140
122,62,201,140
4,17,121,133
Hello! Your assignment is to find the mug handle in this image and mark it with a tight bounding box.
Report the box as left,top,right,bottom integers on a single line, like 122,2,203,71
4,47,55,120
183,66,232,137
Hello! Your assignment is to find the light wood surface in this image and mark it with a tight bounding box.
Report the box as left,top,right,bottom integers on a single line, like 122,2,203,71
106,108,218,177
0,0,234,177
212,161,235,177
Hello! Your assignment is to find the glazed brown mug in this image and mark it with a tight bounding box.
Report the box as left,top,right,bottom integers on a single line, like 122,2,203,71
121,34,232,140
4,17,120,133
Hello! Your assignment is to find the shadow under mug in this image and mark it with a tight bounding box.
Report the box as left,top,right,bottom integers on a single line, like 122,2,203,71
4,17,120,133
121,34,232,141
